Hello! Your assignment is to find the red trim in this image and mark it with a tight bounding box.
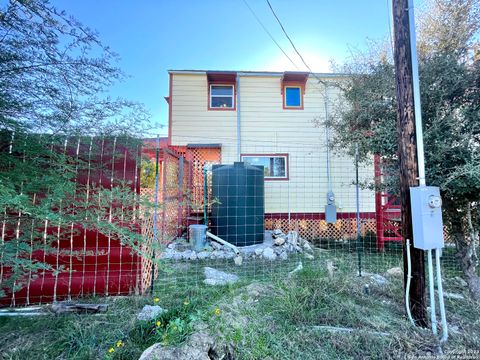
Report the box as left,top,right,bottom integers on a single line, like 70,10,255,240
168,73,173,146
207,83,236,111
265,212,376,220
240,153,289,181
281,72,308,110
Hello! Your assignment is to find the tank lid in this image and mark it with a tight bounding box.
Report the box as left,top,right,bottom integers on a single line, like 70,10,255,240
234,162,245,168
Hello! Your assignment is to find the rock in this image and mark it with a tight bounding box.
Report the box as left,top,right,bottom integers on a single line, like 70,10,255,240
272,229,284,238
454,276,468,287
450,325,460,335
254,247,264,256
304,253,314,260
197,251,210,260
273,246,284,255
211,250,226,259
182,250,195,260
189,252,198,261
302,241,313,253
274,236,286,246
370,274,389,286
137,305,166,321
262,247,277,261
139,330,232,360
386,267,403,276
288,261,303,277
167,243,175,250
326,260,335,278
234,255,243,266
210,241,223,250
204,267,239,286
279,251,288,260
287,231,298,245
442,292,465,300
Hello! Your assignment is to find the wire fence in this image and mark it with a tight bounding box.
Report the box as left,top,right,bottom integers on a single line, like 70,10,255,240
0,134,464,306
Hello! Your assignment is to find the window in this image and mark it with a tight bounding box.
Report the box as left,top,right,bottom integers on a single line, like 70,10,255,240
210,85,234,109
284,86,302,108
241,154,289,180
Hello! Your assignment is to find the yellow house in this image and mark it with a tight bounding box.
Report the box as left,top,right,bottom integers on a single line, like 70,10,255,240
164,70,377,240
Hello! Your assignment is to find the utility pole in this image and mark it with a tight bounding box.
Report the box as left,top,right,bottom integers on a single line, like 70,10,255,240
392,0,427,326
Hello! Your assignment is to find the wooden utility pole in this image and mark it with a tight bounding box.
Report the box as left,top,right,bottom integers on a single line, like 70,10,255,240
392,0,427,326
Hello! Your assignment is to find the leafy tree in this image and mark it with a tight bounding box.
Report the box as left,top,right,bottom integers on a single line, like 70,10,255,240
0,0,151,297
331,0,480,298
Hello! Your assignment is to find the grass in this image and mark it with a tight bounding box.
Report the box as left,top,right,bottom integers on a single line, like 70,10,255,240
0,249,478,359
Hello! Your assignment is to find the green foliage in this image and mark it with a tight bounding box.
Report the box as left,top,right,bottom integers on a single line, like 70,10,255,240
0,0,151,295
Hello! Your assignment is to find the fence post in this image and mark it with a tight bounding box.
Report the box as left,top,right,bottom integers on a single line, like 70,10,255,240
178,156,184,237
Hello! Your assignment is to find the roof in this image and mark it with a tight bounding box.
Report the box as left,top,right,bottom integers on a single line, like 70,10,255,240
168,69,348,78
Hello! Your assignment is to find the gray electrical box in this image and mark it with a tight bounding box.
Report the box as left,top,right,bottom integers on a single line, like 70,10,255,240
410,186,444,250
325,191,337,224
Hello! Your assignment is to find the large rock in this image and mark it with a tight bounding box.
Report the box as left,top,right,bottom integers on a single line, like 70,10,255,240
274,236,286,246
287,231,298,246
386,267,403,277
262,247,277,261
137,305,166,321
139,331,232,360
204,267,239,286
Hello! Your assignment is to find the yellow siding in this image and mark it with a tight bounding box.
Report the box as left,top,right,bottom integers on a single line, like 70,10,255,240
170,73,375,214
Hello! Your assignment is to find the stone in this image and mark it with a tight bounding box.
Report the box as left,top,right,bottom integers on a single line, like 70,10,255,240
254,247,264,256
288,261,303,277
279,251,288,260
303,241,313,253
211,250,226,259
454,276,468,287
234,255,243,266
210,241,223,250
204,267,239,286
188,252,198,261
167,243,175,250
274,236,286,246
197,251,210,260
304,253,314,260
442,292,465,300
326,260,335,278
370,274,389,286
139,330,232,360
262,247,277,261
272,229,284,238
137,305,166,321
287,231,298,245
386,267,403,276
273,246,284,255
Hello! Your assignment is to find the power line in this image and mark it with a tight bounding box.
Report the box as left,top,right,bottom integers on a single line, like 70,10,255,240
241,0,300,70
265,0,314,75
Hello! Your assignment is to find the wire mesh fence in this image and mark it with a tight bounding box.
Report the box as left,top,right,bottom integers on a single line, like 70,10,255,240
0,133,464,307
143,137,463,294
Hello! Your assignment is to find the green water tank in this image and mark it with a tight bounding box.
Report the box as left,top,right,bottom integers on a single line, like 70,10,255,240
211,162,264,246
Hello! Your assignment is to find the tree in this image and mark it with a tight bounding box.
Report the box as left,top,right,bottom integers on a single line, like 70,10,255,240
331,0,480,299
0,0,150,297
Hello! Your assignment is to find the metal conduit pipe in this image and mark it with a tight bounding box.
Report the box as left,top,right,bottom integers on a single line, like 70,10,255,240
206,231,240,255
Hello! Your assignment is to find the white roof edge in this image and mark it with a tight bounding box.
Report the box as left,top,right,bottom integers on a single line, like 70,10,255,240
168,70,348,78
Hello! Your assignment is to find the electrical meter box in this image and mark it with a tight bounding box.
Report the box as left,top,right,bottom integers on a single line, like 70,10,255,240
325,191,337,223
410,186,444,250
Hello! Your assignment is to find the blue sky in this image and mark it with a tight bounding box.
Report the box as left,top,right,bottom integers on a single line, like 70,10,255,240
53,0,395,135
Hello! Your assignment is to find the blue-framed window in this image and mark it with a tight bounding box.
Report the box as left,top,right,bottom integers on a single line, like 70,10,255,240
284,86,302,108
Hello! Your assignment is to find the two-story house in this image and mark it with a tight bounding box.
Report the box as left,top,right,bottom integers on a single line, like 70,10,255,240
162,70,378,241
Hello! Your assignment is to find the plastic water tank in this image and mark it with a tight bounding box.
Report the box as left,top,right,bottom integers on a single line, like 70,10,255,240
211,162,264,246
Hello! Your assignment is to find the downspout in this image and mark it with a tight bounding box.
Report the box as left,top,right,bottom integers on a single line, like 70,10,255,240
236,74,241,161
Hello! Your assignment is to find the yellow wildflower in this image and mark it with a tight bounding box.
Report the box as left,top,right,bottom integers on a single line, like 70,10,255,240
214,308,221,316
156,320,161,327
183,300,189,306
116,340,124,347
153,297,160,304
108,347,115,353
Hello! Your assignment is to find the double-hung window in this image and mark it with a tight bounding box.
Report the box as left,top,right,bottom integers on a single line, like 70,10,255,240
241,154,289,180
209,85,235,109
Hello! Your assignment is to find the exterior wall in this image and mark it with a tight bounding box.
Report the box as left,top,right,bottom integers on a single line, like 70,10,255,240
170,72,375,214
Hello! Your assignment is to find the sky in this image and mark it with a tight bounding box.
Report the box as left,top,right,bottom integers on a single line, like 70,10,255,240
52,0,396,136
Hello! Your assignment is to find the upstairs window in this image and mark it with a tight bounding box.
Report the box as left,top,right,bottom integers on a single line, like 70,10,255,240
241,154,289,180
284,86,302,108
209,85,235,109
